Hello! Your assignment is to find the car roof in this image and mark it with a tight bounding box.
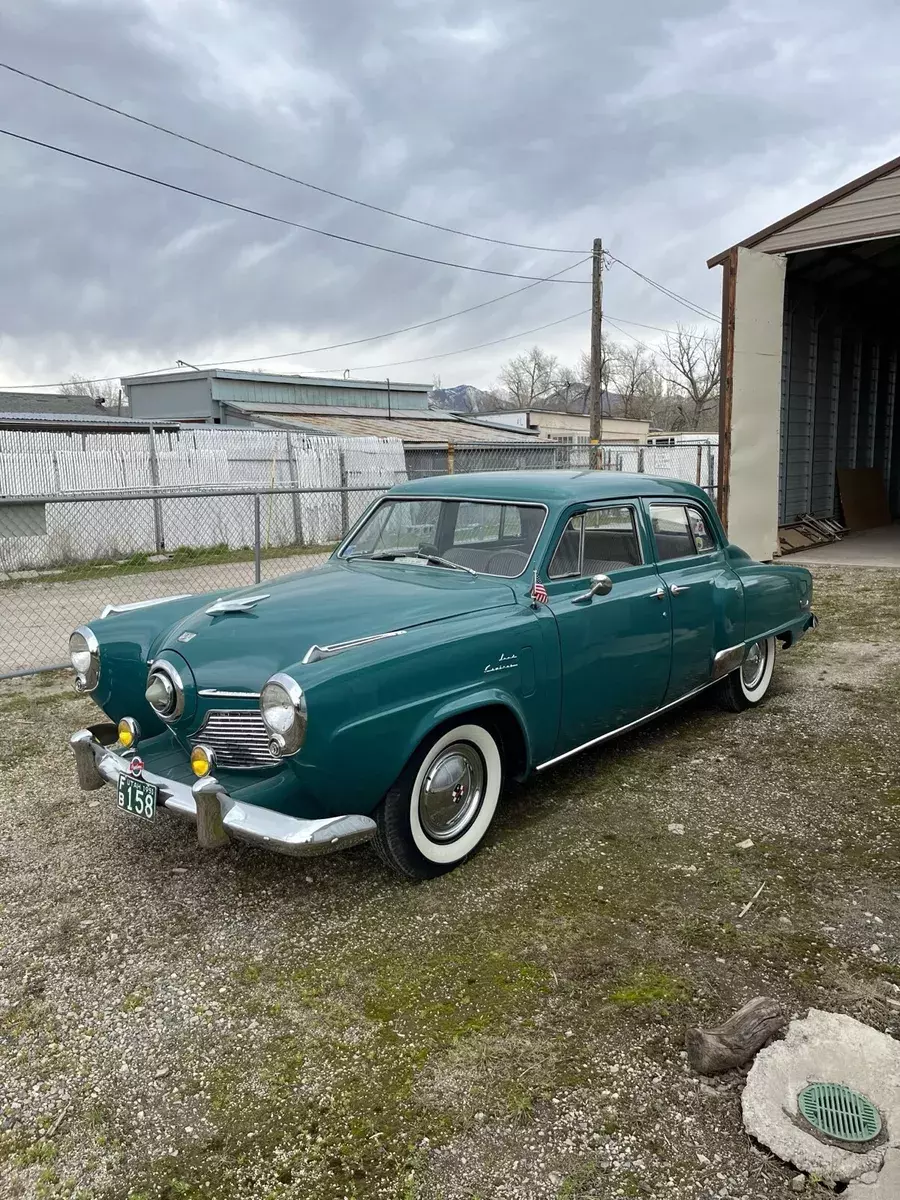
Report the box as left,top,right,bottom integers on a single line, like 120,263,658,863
389,470,714,506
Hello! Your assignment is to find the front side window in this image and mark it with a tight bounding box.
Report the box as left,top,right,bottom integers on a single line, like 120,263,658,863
340,498,544,577
649,503,717,561
548,506,641,578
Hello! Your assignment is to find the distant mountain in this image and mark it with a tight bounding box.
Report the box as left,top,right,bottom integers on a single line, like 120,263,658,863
428,385,495,413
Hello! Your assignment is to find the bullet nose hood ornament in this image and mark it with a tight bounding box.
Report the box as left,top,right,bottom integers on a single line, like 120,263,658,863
205,593,270,615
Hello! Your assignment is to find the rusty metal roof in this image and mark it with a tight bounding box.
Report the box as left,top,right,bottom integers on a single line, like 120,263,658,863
224,402,540,444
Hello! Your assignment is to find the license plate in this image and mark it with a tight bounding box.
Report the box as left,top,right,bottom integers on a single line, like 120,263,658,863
117,772,158,821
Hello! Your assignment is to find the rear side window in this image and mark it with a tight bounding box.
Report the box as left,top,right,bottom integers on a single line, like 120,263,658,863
649,503,716,561
548,506,641,578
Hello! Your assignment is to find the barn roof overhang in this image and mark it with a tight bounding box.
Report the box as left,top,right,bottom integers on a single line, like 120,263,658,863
708,153,900,268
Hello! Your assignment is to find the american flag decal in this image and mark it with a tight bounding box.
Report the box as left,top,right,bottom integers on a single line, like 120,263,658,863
530,571,549,605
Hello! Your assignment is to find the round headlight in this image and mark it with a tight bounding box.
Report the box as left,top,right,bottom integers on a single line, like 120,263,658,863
260,681,295,734
260,674,307,756
69,626,99,692
146,670,176,717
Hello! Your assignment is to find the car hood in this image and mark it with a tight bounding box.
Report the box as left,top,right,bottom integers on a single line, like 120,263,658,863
159,559,518,690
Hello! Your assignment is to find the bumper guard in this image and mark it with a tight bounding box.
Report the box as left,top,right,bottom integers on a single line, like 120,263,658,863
69,725,376,858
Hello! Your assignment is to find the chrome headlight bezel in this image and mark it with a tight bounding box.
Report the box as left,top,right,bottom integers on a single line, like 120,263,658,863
260,673,307,757
145,661,185,721
70,626,100,693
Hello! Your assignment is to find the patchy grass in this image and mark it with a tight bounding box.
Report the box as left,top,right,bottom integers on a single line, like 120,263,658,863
0,541,336,589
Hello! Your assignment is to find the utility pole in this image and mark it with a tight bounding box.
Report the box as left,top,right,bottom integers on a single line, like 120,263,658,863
589,237,603,469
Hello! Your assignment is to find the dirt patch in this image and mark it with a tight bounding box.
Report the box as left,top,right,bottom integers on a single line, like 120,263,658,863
0,566,898,1199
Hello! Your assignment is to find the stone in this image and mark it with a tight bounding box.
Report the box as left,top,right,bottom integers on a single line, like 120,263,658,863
742,1010,900,1184
668,823,685,835
735,839,754,850
791,1175,806,1193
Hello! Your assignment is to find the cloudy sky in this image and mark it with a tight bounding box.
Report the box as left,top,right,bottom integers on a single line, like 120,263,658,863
2,0,900,394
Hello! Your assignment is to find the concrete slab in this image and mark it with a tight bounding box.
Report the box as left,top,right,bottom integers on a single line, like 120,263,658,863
783,524,900,568
742,1009,900,1184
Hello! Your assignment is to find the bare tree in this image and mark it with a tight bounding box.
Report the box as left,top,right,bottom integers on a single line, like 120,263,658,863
59,374,124,409
608,342,659,420
497,346,560,409
658,327,720,431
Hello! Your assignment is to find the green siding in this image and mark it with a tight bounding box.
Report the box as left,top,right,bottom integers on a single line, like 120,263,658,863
211,378,430,410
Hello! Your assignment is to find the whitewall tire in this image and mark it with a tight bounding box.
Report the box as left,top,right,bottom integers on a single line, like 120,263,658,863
374,721,503,880
718,636,776,712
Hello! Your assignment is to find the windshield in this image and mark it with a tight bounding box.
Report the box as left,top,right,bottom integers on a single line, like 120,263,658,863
340,498,546,578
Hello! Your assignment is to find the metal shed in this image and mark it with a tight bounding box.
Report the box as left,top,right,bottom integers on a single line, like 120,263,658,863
709,156,900,561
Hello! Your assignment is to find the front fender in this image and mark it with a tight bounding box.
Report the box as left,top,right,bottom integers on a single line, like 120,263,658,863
85,591,219,722
409,685,532,774
286,604,550,815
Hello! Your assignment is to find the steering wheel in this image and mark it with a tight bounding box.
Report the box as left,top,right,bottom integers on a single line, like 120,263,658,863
418,542,441,557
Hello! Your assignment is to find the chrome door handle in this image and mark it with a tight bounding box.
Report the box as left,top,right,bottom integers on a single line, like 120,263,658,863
653,587,666,600
670,584,690,595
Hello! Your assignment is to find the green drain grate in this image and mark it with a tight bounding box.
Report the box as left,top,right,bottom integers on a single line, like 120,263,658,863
797,1083,882,1144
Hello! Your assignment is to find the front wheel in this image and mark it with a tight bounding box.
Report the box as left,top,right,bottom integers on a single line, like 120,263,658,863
373,722,503,880
717,636,776,712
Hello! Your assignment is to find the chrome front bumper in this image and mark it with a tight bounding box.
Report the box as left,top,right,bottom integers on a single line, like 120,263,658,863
69,725,376,858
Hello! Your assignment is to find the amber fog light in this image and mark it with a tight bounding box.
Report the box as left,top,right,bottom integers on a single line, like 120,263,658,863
190,744,216,778
117,717,141,749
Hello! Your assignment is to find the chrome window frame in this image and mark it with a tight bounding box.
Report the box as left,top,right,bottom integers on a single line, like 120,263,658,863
547,502,644,581
646,500,721,563
336,496,549,579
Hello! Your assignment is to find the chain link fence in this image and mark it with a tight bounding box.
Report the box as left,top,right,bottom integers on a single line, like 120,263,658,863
0,439,717,676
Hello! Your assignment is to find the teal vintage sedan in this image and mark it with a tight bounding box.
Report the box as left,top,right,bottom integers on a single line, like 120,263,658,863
69,471,817,879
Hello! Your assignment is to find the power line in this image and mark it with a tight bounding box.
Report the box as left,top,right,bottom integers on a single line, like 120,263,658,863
0,61,587,256
1,63,723,321
1,257,591,390
0,126,593,286
277,309,592,375
606,255,719,321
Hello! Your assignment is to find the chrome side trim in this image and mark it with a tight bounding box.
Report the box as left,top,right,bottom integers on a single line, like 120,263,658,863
302,629,406,664
100,594,193,619
712,643,744,677
197,689,261,698
536,677,721,771
68,729,376,857
205,593,269,615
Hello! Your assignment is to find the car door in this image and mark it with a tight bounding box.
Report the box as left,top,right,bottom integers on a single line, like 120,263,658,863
645,500,743,701
543,502,673,753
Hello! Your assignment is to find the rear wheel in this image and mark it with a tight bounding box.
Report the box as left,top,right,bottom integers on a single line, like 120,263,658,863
374,722,503,880
718,636,776,712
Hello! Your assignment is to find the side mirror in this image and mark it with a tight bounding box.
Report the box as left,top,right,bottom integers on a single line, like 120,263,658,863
573,573,613,604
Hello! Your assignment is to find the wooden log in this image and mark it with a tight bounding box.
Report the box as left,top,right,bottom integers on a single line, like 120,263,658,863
686,997,787,1075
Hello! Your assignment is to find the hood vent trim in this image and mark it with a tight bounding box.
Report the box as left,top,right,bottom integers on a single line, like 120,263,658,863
302,629,406,665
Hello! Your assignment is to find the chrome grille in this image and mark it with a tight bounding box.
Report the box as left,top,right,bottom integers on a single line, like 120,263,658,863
190,709,275,769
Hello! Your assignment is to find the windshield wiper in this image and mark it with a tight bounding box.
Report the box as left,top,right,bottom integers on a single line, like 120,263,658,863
346,550,476,575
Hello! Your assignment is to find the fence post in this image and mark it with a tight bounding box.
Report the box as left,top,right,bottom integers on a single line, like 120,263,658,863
148,426,165,552
286,434,305,546
707,443,716,494
638,447,645,474
252,493,262,584
338,448,349,535
695,443,703,486
447,444,455,474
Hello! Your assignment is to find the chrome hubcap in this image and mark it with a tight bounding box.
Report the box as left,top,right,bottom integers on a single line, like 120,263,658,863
419,742,485,842
741,641,766,689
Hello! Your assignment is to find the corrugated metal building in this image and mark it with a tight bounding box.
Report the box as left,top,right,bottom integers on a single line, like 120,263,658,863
122,369,433,421
709,155,900,560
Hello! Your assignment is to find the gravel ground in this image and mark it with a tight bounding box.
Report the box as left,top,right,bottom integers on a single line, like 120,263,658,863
1,564,899,1200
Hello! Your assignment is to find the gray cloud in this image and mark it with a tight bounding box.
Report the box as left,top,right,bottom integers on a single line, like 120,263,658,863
1,0,899,389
